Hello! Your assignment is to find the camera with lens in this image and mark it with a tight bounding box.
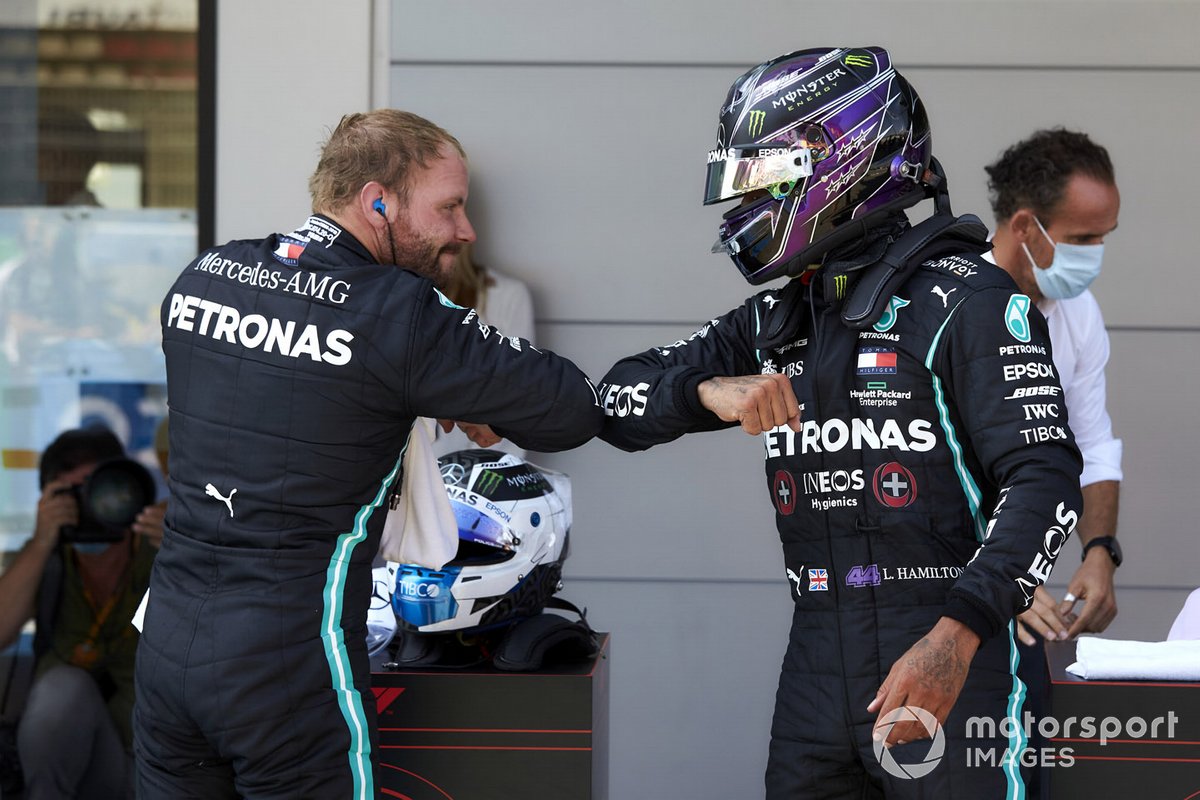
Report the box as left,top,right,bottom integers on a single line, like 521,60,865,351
55,458,157,544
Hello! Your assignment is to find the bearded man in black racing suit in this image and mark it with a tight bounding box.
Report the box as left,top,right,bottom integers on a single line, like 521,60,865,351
133,110,602,799
598,47,1082,798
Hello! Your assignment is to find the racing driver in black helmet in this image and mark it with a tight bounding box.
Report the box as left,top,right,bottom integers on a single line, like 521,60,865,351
598,46,1083,798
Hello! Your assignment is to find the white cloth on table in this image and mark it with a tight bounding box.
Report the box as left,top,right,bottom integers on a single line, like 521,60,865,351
379,417,457,569
1066,636,1200,681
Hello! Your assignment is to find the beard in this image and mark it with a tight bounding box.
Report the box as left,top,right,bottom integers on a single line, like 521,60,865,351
385,220,459,290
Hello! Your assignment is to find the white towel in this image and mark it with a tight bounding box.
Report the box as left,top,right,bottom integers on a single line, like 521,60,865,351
1066,636,1200,681
132,588,149,631
378,417,458,569
1168,588,1200,641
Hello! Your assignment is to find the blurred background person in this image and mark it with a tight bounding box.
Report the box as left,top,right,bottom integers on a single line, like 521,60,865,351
434,242,535,458
0,426,163,800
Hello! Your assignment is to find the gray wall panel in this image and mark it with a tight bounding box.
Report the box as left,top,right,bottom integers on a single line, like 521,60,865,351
217,1,373,243
391,1,1200,69
560,579,790,800
1102,330,1200,589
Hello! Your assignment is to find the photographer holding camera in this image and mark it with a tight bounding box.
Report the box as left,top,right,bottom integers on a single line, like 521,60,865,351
0,426,163,800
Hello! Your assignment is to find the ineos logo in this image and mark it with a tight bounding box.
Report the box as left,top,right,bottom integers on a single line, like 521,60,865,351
600,382,649,418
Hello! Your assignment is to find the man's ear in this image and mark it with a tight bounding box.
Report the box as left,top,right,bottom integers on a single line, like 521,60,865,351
361,181,390,225
1009,208,1037,243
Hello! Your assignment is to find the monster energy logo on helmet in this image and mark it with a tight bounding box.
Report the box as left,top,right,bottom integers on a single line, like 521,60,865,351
474,470,504,495
472,465,552,501
747,110,766,138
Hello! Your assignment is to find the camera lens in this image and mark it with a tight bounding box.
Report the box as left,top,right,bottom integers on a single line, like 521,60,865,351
81,458,157,531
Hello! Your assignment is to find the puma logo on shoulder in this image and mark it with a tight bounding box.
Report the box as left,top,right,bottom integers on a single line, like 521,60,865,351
931,285,958,308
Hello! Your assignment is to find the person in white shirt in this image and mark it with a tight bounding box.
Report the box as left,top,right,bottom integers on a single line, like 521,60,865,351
986,129,1122,642
984,128,1121,797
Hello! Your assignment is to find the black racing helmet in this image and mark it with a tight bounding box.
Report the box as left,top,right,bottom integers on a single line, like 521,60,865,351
705,46,934,284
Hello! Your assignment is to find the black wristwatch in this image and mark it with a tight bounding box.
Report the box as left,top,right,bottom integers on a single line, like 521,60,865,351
1082,536,1122,568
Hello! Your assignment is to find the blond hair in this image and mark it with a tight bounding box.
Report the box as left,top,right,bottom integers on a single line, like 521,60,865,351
308,109,465,214
442,242,493,312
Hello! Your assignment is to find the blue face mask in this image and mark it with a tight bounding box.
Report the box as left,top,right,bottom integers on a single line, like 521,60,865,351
72,541,114,555
1021,216,1104,300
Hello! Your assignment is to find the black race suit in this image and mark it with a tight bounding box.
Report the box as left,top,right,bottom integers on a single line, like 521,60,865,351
134,215,602,800
599,251,1082,798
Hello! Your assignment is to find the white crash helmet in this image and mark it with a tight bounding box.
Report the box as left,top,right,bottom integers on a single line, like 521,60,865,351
390,450,572,635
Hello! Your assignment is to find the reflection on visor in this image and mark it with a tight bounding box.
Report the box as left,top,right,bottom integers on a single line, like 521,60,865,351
453,502,517,551
712,206,774,256
705,146,813,204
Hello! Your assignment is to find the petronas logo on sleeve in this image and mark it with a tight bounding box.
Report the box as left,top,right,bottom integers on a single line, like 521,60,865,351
1005,294,1032,343
433,287,464,309
747,110,766,138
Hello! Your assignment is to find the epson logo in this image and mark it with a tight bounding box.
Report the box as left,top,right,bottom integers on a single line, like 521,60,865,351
1003,362,1055,382
763,418,937,458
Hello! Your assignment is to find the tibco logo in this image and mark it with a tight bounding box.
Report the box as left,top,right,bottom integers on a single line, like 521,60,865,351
396,582,440,599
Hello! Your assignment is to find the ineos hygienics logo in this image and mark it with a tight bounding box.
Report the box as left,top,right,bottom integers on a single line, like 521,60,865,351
873,705,945,779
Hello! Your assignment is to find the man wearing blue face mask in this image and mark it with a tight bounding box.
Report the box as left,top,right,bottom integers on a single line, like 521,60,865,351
985,128,1122,799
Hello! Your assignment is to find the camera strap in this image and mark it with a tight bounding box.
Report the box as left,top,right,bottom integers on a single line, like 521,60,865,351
66,536,138,671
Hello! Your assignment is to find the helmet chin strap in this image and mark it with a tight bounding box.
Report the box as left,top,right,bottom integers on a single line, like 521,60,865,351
923,157,953,217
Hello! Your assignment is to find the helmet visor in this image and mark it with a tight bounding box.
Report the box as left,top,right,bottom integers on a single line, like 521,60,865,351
452,501,517,552
711,205,775,256
704,145,813,205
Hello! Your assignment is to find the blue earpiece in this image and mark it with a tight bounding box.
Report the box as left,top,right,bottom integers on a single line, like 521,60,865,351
373,198,386,216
